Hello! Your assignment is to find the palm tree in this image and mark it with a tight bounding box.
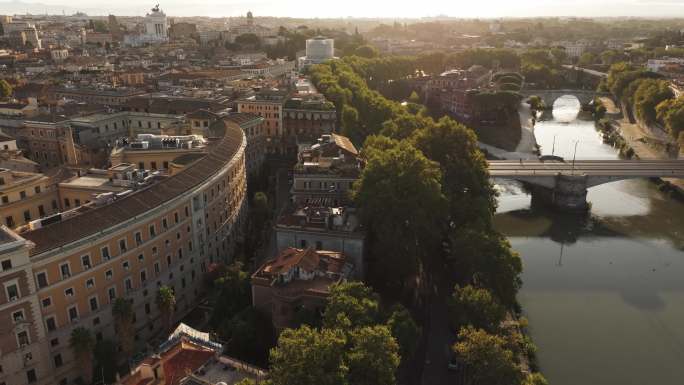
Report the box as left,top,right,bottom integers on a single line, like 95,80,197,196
112,298,135,363
156,286,176,334
70,327,94,385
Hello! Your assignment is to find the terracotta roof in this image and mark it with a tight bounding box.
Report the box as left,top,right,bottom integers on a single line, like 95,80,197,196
22,119,245,256
261,247,347,276
163,345,214,385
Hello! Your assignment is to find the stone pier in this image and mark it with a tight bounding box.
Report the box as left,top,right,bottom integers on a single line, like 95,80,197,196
531,174,589,211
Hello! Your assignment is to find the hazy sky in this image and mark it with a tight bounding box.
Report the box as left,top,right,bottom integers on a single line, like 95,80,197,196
3,0,684,18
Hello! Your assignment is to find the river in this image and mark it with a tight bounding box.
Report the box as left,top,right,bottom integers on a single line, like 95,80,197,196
494,95,684,385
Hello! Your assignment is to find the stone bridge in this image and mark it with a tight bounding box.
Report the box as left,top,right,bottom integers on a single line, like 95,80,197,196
489,159,684,210
519,89,611,106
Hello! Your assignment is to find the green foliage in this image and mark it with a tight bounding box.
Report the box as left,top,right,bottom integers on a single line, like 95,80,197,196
656,97,684,139
631,79,673,124
347,326,401,385
0,79,12,98
352,137,446,286
524,373,549,385
386,304,421,357
449,229,522,308
112,297,135,360
577,52,596,66
210,261,252,329
269,326,348,385
156,285,176,332
93,339,118,384
323,281,381,329
527,96,545,112
592,98,607,121
448,285,505,333
453,327,523,385
70,327,95,384
219,307,275,365
235,33,261,47
411,117,496,228
354,44,379,58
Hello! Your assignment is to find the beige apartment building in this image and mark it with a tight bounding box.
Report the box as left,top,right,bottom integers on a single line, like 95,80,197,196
0,117,250,385
0,168,61,229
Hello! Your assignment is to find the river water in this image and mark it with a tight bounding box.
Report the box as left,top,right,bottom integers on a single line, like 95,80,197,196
494,96,684,385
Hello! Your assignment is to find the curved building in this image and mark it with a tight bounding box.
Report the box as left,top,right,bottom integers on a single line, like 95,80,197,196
0,118,249,385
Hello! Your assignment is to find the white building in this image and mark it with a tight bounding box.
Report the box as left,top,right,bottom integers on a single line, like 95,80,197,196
144,5,168,41
298,36,335,68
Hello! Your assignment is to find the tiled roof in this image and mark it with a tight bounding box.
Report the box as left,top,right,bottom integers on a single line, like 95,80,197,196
163,346,214,385
22,119,246,256
331,134,358,156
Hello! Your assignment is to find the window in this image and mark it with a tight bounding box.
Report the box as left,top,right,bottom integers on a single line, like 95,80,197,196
50,338,59,347
75,199,80,207
145,303,151,314
12,310,24,323
149,224,156,237
1,259,11,270
45,316,56,332
34,186,41,194
23,210,30,222
89,296,98,311
68,306,78,322
124,278,132,293
1,196,8,203
93,317,100,326
5,216,13,227
54,354,63,368
166,255,171,266
17,330,30,346
108,287,116,301
19,190,26,199
5,282,19,300
41,297,51,308
36,272,48,288
152,246,158,255
85,278,95,289
59,263,70,279
38,205,45,217
64,287,74,297
52,200,58,210
174,212,179,224
26,368,37,383
64,198,70,208
101,246,111,261
122,261,130,271
151,161,157,170
81,255,91,270
119,239,127,253
162,218,168,229
140,270,147,283
135,232,143,246
105,269,113,280
138,253,144,262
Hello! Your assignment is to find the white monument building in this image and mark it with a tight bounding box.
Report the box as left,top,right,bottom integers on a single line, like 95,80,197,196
298,36,335,68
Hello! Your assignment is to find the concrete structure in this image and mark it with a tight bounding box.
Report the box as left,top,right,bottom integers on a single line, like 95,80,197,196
0,118,249,385
291,134,360,205
275,204,365,279
489,159,684,210
251,247,353,330
298,37,335,68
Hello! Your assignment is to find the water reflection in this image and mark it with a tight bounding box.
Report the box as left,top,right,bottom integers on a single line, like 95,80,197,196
494,99,684,385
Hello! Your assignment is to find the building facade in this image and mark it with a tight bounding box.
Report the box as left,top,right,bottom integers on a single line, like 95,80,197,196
0,120,249,385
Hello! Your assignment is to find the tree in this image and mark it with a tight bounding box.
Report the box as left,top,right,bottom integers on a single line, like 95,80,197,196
219,307,275,365
112,297,135,362
527,95,545,112
0,79,12,98
408,91,421,104
524,373,549,385
412,117,496,229
632,79,673,124
93,339,118,384
656,97,684,139
323,281,380,329
210,261,252,328
70,327,95,385
347,326,401,385
235,33,261,47
156,286,176,333
341,104,361,142
354,45,379,58
386,304,421,358
448,284,505,333
352,138,446,288
453,327,523,385
269,326,348,385
577,52,596,67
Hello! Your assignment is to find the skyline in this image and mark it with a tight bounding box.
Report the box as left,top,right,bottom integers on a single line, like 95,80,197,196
2,0,684,18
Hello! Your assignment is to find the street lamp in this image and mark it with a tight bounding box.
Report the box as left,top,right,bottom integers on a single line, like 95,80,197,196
571,141,579,175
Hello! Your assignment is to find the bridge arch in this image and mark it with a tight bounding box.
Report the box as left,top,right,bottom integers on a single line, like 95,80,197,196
521,89,608,108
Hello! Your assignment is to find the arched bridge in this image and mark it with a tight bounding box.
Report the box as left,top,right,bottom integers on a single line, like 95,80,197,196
519,89,611,106
489,159,684,210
